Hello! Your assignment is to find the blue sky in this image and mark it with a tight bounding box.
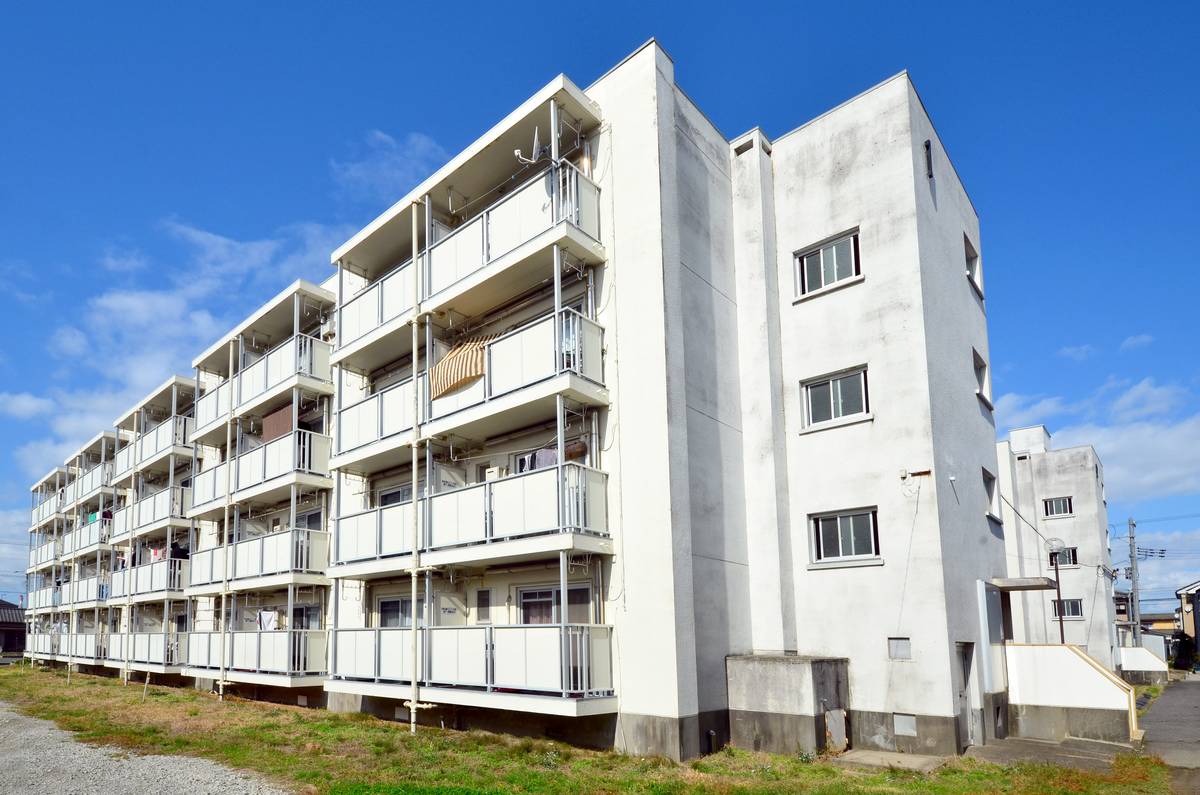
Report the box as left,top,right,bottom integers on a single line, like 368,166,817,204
2,4,1198,611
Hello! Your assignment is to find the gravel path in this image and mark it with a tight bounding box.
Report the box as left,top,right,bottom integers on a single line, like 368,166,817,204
0,704,289,794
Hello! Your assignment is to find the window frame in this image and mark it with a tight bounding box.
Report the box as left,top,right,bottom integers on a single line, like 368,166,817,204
794,231,861,297
888,636,912,660
1051,598,1084,619
475,588,492,624
983,469,1001,522
973,349,993,410
810,509,880,563
1048,547,1079,567
1043,496,1074,518
803,367,869,428
964,234,984,298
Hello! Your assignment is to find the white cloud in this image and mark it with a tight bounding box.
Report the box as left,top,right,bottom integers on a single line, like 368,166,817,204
0,392,54,419
330,130,447,206
994,393,1075,431
1057,344,1095,362
0,508,28,600
49,325,88,357
1120,334,1154,352
99,246,147,272
1055,414,1200,503
1109,378,1184,422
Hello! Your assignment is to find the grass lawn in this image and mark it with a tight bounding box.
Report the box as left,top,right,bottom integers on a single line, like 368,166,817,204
0,664,1170,794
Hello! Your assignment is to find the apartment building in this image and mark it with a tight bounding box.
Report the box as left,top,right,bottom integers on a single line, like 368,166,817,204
996,426,1118,670
28,40,1138,760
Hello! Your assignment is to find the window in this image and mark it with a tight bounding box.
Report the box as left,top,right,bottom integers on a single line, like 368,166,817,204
983,469,1000,520
476,589,491,623
812,510,879,561
517,585,591,625
805,369,868,426
924,140,933,179
888,637,912,660
379,597,425,628
795,233,860,295
973,350,991,406
1051,598,1083,619
1049,547,1079,567
964,236,983,296
1044,497,1073,517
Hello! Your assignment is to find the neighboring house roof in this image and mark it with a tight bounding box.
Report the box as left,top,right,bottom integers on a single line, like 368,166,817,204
0,599,23,625
1176,580,1200,597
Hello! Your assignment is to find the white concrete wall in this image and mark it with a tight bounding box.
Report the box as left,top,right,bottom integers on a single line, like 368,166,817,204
1118,646,1167,673
998,430,1117,669
1007,645,1131,711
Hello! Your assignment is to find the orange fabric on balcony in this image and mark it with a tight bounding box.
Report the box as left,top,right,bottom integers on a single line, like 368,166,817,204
429,335,496,400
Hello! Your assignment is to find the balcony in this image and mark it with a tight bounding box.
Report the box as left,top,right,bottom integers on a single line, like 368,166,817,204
336,164,601,362
27,633,57,657
69,461,113,505
189,528,329,590
62,632,105,661
31,495,62,528
64,574,109,605
335,463,608,569
194,379,232,436
27,586,59,611
237,334,332,410
184,630,327,683
105,632,186,668
235,430,331,493
335,309,605,468
62,517,111,559
112,416,192,479
328,624,614,716
111,486,192,541
28,538,60,569
110,558,188,601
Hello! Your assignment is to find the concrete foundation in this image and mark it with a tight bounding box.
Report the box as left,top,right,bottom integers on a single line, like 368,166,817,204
1120,669,1168,686
850,709,960,756
726,654,848,756
1008,703,1130,744
982,691,1010,742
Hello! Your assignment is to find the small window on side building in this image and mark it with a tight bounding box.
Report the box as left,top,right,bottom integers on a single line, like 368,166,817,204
804,369,868,426
1044,497,1073,517
795,232,860,296
888,637,912,660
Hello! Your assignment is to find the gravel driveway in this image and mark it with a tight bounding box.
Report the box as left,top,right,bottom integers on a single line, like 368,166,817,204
0,704,288,794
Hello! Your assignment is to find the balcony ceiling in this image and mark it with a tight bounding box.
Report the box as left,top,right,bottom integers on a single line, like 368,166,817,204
114,375,198,431
333,75,602,281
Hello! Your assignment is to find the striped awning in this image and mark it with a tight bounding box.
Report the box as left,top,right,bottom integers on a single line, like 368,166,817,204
429,335,498,400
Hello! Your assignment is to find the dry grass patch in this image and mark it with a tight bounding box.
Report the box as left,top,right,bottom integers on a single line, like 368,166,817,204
0,664,1171,794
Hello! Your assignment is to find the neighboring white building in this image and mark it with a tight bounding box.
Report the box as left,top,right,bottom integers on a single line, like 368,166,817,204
26,39,1140,760
996,426,1118,670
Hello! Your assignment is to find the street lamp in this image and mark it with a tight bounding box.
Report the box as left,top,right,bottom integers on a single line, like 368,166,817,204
1046,537,1066,644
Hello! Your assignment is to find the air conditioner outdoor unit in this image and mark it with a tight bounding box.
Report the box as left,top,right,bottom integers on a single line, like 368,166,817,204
484,466,508,481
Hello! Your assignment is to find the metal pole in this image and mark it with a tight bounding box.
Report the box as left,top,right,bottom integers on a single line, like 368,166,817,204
218,339,236,698
1053,555,1065,644
559,550,568,698
409,200,422,735
1129,518,1142,645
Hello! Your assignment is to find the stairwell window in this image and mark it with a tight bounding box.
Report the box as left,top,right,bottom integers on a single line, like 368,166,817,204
795,232,860,296
983,469,1001,522
804,368,868,427
812,509,879,562
1049,547,1079,567
965,235,983,297
1044,496,1073,517
1052,598,1084,619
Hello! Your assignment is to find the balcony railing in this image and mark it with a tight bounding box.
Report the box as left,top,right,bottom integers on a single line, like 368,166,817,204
70,461,112,502
28,586,59,610
192,462,228,510
185,630,327,675
110,558,187,599
111,487,192,540
139,416,193,464
28,539,60,568
239,334,333,407
337,164,601,350
194,379,232,431
337,310,604,457
27,633,57,655
63,517,111,556
65,574,109,604
335,463,607,565
189,528,329,587
31,494,62,526
106,632,186,666
62,632,105,660
332,624,613,698
235,430,331,491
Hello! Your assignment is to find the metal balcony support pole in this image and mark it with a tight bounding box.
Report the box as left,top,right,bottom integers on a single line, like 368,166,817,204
559,550,568,698
556,395,566,531
550,99,560,215
286,583,294,673
409,199,423,735
553,244,563,374
217,339,236,699
336,259,344,352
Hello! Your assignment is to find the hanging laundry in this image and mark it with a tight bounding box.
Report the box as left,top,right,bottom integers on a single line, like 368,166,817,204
534,448,558,469
257,610,278,631
429,335,498,400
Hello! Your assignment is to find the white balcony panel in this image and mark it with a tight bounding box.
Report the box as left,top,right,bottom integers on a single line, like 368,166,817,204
492,626,562,692
111,559,187,598
491,469,559,540
189,546,228,587
485,173,554,261
139,417,192,463
378,628,421,682
195,380,232,430
429,374,486,419
187,631,224,668
487,317,556,397
72,463,112,500
240,335,333,408
113,445,133,477
428,486,487,549
193,462,229,507
29,539,58,568
428,626,488,687
28,634,57,655
427,215,485,296
335,503,415,563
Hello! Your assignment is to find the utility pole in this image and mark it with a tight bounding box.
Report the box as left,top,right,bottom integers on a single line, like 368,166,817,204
1128,518,1142,645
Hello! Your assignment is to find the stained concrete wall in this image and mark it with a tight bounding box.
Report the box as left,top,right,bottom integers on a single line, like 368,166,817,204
726,655,848,755
1005,644,1133,743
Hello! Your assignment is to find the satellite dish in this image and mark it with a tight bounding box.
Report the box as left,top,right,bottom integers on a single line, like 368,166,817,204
514,126,542,165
